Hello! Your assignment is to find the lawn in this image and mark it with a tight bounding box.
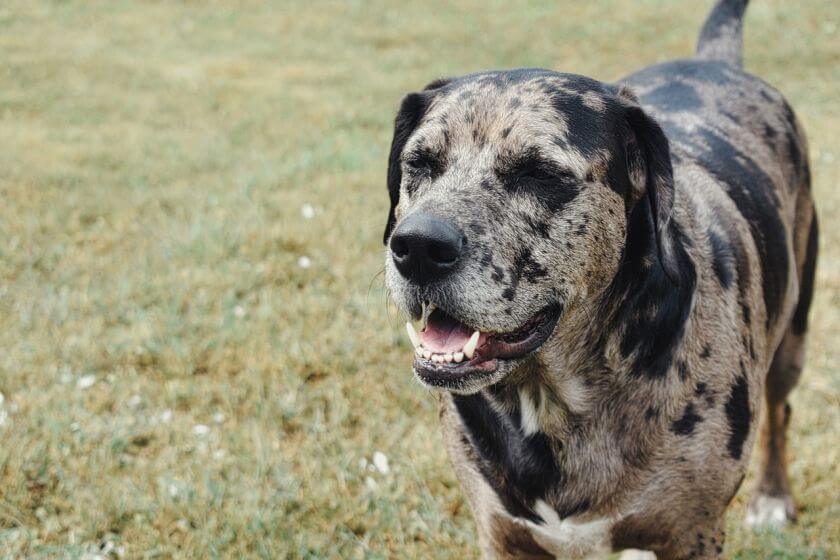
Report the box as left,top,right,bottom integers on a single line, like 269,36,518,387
0,1,837,558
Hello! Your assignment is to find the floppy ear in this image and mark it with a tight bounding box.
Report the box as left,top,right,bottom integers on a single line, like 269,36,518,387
619,87,680,284
383,79,451,244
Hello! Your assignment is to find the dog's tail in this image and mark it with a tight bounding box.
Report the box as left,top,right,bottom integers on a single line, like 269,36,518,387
695,0,750,68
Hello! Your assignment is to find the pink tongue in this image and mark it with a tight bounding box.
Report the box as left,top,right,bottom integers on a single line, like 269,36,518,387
420,314,474,353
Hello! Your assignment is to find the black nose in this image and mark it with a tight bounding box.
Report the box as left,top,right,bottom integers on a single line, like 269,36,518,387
390,213,464,284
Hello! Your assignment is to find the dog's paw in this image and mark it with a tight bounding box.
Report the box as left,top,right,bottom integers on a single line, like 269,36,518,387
745,494,796,528
619,550,656,560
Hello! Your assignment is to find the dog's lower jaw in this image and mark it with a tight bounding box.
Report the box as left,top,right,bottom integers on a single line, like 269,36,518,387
413,354,524,395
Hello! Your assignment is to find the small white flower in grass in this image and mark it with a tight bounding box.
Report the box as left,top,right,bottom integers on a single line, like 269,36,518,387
212,449,226,461
77,375,96,389
70,422,80,432
297,256,311,269
0,392,5,406
212,412,225,424
159,409,173,423
365,476,378,490
301,203,315,219
359,457,368,470
233,305,246,318
127,395,142,409
373,451,390,474
167,483,180,498
193,424,210,436
100,540,115,555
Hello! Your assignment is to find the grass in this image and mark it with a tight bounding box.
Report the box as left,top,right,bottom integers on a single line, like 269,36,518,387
0,1,837,558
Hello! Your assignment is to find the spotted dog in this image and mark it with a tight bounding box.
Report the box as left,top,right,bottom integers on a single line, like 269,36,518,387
382,1,817,558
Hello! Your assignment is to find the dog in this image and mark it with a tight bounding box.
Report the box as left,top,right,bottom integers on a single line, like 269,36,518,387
382,1,817,558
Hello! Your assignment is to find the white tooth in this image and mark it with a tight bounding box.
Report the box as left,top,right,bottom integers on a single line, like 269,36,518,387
444,353,453,363
405,322,421,348
432,354,442,363
415,347,423,357
463,331,480,359
454,352,464,363
422,349,432,360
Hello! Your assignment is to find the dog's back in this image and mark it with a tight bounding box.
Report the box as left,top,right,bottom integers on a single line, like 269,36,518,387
621,0,818,533
622,0,816,349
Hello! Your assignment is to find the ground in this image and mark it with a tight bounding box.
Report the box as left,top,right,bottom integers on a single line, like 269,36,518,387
0,1,837,558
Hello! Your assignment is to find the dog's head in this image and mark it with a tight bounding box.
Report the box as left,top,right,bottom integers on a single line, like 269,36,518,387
383,70,678,393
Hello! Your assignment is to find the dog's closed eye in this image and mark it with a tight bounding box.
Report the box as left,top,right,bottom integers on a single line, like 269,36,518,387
498,150,577,192
403,146,446,180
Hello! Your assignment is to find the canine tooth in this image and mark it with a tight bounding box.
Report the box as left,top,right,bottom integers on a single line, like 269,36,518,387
415,347,423,357
463,331,480,359
422,349,432,360
405,322,421,348
454,352,464,363
444,353,453,363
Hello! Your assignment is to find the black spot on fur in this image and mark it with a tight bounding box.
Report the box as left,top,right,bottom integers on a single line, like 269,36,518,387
700,344,712,359
741,304,751,326
501,125,513,139
724,371,751,460
709,229,734,288
693,126,789,329
718,217,754,327
473,127,487,148
491,264,506,283
550,89,607,158
671,403,703,436
645,406,659,421
678,360,689,381
791,212,818,335
523,213,552,239
454,392,562,522
503,247,547,302
645,81,703,112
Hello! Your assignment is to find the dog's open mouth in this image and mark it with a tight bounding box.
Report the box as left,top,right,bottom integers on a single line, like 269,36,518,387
405,303,562,388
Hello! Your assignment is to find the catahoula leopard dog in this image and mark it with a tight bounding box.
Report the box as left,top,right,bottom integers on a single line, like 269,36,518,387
382,1,818,558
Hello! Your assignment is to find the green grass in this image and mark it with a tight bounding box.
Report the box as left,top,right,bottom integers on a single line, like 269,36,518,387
0,1,837,558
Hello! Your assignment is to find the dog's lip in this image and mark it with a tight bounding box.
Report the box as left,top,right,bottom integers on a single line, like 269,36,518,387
414,358,500,388
412,304,562,387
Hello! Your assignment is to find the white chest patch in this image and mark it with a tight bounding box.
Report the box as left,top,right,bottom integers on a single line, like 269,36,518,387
518,389,541,435
516,500,613,559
